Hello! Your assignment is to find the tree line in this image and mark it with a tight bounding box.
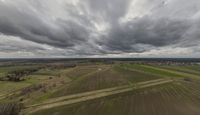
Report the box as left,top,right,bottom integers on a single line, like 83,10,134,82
0,68,40,82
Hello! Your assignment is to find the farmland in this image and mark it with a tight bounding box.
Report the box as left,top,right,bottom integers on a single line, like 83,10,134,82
0,59,200,115
30,81,200,115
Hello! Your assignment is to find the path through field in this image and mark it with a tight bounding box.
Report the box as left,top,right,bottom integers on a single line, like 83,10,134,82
24,78,175,114
144,65,200,79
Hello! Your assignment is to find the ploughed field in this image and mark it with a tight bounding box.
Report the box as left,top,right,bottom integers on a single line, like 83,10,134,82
0,63,200,115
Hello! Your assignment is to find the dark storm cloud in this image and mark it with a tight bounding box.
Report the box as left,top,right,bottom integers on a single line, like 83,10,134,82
0,0,200,57
0,1,90,48
0,0,131,54
98,17,191,52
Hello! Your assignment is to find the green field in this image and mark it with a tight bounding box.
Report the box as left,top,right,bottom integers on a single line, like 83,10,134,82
31,81,200,115
0,63,200,115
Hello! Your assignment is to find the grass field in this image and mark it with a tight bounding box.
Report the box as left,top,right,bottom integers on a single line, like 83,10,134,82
0,62,200,115
0,65,43,97
50,64,162,97
30,81,200,115
156,65,200,76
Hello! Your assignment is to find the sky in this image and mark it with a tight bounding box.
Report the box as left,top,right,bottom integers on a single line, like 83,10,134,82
0,0,200,58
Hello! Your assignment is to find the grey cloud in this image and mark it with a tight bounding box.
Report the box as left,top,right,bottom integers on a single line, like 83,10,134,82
0,1,91,48
0,0,132,55
0,0,200,57
97,17,191,53
86,0,130,23
94,0,200,54
152,0,200,19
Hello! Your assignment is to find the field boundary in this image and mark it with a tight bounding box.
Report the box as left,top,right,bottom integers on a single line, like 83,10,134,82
24,78,176,114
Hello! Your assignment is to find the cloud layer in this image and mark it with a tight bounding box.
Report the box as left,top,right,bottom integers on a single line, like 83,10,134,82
0,0,200,58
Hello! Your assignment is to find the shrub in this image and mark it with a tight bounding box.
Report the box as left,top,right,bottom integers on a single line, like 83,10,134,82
184,77,192,82
21,84,45,95
0,102,23,115
0,68,41,82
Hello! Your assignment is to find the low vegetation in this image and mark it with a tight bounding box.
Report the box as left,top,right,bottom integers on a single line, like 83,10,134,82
0,60,200,115
30,81,200,115
0,68,40,82
0,102,23,115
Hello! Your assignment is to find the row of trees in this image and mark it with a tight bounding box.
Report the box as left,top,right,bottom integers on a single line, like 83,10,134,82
0,68,40,82
0,102,23,115
0,63,76,82
46,63,76,70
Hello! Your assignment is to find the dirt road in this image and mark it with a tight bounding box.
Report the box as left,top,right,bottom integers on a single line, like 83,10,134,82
24,78,175,114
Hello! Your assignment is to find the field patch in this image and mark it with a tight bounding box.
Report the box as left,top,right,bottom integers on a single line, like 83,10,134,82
30,81,200,115
50,65,163,97
157,65,200,76
121,64,188,78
